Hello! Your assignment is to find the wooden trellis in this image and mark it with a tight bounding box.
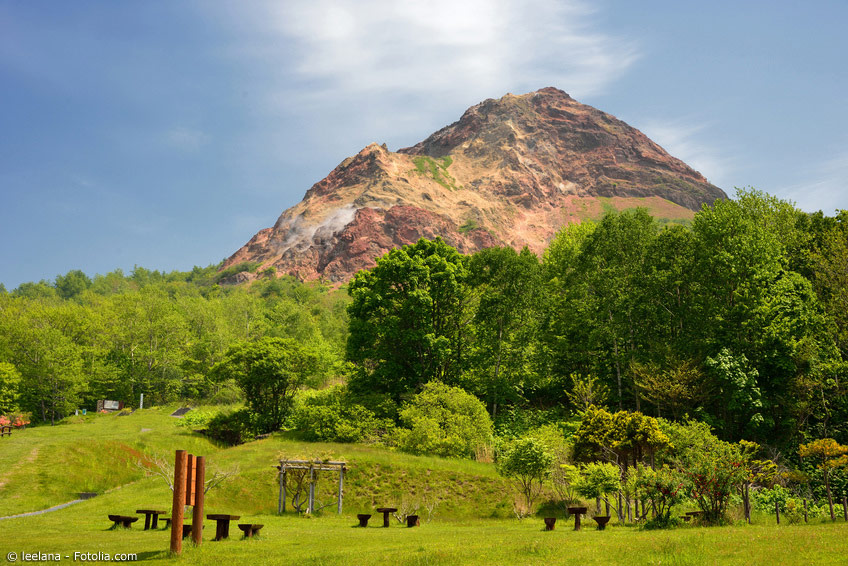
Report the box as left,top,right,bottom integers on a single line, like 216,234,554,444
276,459,347,515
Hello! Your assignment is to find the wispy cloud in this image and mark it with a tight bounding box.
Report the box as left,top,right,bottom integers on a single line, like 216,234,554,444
780,150,848,213
211,0,639,146
638,119,736,189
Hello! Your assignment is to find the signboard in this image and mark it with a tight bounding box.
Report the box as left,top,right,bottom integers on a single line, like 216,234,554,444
185,454,197,506
103,400,121,410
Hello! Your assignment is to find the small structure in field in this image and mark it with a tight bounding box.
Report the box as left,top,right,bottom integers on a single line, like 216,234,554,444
276,459,347,515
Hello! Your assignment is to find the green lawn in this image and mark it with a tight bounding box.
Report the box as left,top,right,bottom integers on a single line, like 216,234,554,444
1,410,847,564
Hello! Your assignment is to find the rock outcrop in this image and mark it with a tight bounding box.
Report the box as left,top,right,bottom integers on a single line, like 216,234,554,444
224,87,725,282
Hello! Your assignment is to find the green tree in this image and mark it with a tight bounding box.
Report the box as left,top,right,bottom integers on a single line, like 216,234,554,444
211,337,318,433
632,359,712,420
467,246,541,417
54,269,92,300
799,438,848,520
497,437,555,514
347,238,472,400
0,362,21,414
574,461,621,512
704,349,763,439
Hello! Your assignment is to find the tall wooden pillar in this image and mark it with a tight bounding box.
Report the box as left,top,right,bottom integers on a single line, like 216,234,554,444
170,450,187,555
192,456,205,545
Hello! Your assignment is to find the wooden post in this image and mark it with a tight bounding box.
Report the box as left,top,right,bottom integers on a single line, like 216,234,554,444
170,450,187,555
775,501,780,525
803,499,808,523
843,496,847,521
192,456,205,546
307,465,315,514
337,466,345,515
185,454,196,506
277,465,284,514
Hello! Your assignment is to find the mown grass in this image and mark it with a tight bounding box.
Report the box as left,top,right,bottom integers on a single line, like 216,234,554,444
2,410,847,564
2,503,847,565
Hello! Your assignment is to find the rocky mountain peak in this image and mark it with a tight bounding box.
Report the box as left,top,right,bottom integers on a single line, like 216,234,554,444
222,88,726,283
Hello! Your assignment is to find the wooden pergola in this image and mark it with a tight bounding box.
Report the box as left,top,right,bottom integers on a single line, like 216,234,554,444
276,459,347,515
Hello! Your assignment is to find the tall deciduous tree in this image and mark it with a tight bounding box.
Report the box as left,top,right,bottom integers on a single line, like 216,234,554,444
347,238,473,400
467,246,541,417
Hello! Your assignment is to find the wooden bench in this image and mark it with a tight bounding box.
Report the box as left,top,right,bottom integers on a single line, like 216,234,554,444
108,515,139,529
0,426,11,438
237,524,264,538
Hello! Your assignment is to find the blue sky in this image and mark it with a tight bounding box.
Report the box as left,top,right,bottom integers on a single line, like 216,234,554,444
1,1,846,289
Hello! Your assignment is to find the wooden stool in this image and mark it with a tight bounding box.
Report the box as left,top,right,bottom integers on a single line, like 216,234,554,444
237,524,264,538
108,515,138,529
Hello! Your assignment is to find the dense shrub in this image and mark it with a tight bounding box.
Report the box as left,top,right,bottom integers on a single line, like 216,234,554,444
637,465,687,528
204,409,254,446
752,485,827,519
395,381,494,459
176,409,217,429
291,386,391,443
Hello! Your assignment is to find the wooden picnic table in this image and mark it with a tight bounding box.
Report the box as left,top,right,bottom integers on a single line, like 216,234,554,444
207,514,241,541
375,507,397,528
136,509,167,530
567,507,588,531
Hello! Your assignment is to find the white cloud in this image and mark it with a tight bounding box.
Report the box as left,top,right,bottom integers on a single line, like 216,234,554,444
214,0,638,118
779,150,848,213
637,119,735,189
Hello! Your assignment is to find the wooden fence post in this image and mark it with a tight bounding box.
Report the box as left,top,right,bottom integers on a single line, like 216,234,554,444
170,450,187,555
803,499,808,523
775,501,780,525
337,466,345,515
307,465,315,514
192,456,205,546
843,496,847,522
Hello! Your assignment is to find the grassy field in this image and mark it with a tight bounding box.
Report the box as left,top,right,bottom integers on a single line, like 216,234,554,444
1,409,847,565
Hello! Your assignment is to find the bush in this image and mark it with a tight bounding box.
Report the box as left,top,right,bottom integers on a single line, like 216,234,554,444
291,386,390,443
751,485,827,519
395,381,494,459
176,409,217,429
204,409,254,446
637,465,687,528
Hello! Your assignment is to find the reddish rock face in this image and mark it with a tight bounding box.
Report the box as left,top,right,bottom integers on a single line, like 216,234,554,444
223,87,726,283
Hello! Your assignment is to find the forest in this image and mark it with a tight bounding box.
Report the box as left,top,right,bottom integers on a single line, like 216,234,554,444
1,188,847,523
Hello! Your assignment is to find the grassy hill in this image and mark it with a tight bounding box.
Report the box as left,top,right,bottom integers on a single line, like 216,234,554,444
1,409,847,565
